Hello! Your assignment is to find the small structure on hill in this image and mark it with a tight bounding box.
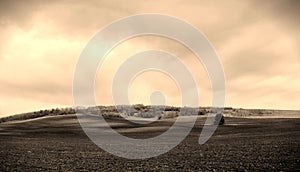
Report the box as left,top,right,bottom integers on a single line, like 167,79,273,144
214,113,225,125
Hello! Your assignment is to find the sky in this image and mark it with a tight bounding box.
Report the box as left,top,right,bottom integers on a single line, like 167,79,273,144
0,0,299,116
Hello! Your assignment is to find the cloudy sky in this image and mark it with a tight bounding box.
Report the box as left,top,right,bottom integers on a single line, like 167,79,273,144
0,0,299,116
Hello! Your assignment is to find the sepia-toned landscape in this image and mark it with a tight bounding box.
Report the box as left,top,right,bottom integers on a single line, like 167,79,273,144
1,0,299,171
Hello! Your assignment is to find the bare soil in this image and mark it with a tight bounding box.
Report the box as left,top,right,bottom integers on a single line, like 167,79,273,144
0,114,299,171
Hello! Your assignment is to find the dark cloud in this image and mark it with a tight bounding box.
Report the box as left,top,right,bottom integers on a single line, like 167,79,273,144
0,0,54,28
0,0,137,37
250,0,300,31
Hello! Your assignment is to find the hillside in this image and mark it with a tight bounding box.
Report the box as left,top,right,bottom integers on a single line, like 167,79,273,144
1,105,299,124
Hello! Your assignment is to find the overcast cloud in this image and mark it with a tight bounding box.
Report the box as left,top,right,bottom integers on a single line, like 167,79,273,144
0,0,299,116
